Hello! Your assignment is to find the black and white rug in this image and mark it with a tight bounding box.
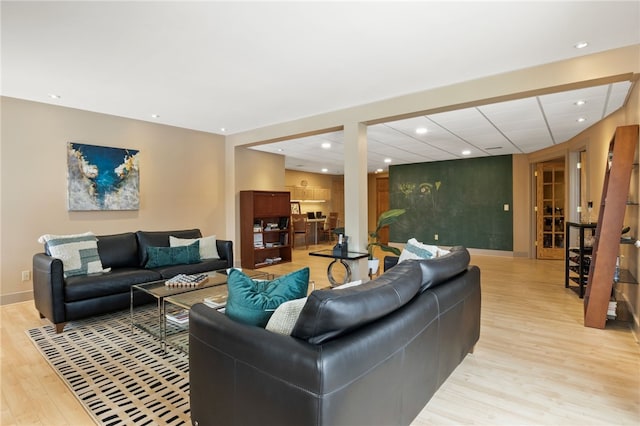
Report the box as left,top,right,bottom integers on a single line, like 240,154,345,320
27,308,190,425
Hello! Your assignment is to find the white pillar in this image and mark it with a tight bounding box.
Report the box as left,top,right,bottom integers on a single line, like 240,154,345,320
343,122,369,280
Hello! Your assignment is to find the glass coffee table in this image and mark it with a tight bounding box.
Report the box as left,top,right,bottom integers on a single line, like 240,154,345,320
130,269,271,353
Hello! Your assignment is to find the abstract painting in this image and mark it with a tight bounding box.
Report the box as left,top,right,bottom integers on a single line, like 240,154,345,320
67,143,140,211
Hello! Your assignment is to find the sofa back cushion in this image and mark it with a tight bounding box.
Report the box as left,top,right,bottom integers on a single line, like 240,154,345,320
97,232,139,269
136,229,202,267
417,246,470,292
291,261,422,344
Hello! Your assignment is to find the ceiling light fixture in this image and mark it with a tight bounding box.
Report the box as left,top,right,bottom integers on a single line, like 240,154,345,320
462,150,471,155
575,100,586,106
321,168,328,173
220,127,226,132
321,142,331,149
384,158,392,163
376,168,383,173
48,93,61,99
574,41,589,49
151,114,160,119
277,148,284,152
415,127,427,135
577,117,587,123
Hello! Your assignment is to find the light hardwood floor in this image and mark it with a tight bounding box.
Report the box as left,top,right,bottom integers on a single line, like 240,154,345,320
1,244,639,425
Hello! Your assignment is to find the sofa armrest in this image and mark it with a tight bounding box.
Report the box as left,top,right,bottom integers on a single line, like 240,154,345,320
216,239,233,268
384,255,399,271
33,253,66,324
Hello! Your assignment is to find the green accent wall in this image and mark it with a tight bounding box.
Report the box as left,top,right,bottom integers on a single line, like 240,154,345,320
389,155,513,250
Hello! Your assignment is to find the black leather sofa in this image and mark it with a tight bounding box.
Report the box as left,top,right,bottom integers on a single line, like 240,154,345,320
33,229,233,333
189,246,480,426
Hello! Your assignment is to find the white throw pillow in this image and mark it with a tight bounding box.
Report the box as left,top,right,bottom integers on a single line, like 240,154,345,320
333,279,363,289
265,297,308,335
38,232,109,277
398,238,450,263
170,235,219,259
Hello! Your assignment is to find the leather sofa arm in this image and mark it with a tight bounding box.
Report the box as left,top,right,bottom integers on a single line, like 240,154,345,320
216,239,233,268
384,255,399,271
33,253,66,324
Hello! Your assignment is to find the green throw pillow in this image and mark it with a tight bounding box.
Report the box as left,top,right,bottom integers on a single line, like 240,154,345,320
226,267,310,327
145,241,200,268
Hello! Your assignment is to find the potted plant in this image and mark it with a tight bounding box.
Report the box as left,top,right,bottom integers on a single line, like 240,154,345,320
367,208,406,275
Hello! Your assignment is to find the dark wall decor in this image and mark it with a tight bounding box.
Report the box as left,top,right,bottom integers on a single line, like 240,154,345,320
389,155,513,250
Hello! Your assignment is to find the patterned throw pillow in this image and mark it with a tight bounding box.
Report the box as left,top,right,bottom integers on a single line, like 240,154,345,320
145,241,200,268
38,232,109,278
169,235,220,259
265,297,308,335
398,238,450,263
226,267,309,328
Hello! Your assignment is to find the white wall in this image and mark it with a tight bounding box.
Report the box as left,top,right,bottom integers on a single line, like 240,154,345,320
1,97,227,304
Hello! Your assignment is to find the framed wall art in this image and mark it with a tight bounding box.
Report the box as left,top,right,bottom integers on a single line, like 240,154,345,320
67,142,140,211
290,201,301,215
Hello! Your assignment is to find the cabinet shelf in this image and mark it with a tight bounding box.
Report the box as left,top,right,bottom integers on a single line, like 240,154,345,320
241,191,293,269
565,222,596,298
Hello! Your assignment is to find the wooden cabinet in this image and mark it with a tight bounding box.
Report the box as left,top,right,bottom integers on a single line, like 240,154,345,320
240,191,292,269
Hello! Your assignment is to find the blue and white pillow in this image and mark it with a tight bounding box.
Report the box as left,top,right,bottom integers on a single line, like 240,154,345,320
398,238,450,263
38,232,109,277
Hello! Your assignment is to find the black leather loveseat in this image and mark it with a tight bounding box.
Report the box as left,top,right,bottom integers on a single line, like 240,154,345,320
33,229,233,333
189,246,480,426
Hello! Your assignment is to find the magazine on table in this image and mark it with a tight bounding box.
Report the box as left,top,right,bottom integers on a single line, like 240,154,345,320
166,309,189,324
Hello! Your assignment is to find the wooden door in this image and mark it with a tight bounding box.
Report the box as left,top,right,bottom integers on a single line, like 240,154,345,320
376,177,390,244
536,161,565,259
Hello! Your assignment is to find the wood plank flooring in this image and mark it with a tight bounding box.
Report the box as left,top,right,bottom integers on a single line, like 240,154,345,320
1,243,638,425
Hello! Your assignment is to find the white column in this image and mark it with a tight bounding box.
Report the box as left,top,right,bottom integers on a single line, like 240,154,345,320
343,122,369,280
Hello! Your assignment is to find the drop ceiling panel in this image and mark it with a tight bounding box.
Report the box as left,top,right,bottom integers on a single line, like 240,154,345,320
251,81,634,174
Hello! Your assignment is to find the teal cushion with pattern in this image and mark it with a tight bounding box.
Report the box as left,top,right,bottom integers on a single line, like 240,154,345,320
145,241,200,268
226,267,309,327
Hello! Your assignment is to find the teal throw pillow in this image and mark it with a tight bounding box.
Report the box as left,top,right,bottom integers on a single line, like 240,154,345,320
226,267,310,327
145,241,200,268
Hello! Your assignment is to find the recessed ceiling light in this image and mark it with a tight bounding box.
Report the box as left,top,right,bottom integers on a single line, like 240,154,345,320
376,168,384,173
321,142,331,149
48,93,61,99
462,150,471,155
577,117,587,123
321,168,328,173
151,114,160,119
277,148,284,152
384,158,392,163
220,127,226,132
415,127,427,135
575,100,586,106
574,41,589,49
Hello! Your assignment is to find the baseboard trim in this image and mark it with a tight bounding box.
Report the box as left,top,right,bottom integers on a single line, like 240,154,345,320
1,290,34,306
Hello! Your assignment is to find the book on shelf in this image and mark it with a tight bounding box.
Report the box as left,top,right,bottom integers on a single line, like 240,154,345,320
203,296,226,310
166,309,189,324
165,274,208,287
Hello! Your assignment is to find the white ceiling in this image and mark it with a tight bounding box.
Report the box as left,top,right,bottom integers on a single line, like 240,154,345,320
251,80,633,173
2,1,639,174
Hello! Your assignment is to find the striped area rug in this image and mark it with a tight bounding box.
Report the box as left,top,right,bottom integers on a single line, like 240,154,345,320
27,307,190,425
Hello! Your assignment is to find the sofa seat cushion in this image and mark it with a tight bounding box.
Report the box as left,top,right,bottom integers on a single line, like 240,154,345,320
291,260,422,344
64,268,162,302
153,258,231,279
